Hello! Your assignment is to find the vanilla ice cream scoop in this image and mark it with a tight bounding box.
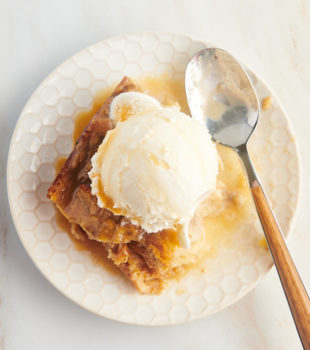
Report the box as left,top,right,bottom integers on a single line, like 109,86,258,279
89,92,218,248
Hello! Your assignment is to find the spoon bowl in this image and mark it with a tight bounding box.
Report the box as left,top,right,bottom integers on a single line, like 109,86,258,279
185,48,259,148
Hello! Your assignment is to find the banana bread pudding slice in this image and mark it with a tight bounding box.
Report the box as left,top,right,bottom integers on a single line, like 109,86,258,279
48,77,202,294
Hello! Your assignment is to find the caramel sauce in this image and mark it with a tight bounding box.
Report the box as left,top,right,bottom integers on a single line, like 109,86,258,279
55,157,66,173
259,236,268,250
54,74,257,279
197,144,253,259
72,75,188,144
73,87,114,143
54,156,120,275
138,75,190,114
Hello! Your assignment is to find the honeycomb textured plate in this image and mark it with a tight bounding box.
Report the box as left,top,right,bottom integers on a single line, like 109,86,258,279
7,32,300,325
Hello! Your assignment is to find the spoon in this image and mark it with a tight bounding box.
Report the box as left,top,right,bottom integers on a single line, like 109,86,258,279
185,48,310,349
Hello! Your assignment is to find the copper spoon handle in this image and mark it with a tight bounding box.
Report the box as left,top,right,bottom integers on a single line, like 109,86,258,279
252,181,310,349
237,145,310,349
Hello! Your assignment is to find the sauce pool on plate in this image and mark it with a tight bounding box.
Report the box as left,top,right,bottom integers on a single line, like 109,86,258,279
54,75,257,274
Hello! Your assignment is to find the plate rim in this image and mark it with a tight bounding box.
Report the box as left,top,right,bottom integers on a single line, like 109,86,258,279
6,31,301,325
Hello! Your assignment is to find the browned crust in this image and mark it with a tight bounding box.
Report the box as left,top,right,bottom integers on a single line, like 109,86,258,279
48,76,136,209
48,77,143,243
47,77,176,294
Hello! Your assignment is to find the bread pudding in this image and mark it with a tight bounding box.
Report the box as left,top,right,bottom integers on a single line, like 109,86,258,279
47,76,252,294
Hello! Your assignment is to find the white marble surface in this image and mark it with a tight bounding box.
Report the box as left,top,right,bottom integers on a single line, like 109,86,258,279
0,0,309,349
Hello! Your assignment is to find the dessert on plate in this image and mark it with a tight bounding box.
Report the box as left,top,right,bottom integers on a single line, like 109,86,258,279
47,76,252,294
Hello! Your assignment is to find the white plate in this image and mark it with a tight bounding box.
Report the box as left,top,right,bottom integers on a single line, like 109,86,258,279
7,32,300,325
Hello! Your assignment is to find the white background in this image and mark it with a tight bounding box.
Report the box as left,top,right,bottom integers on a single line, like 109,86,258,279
0,0,309,349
